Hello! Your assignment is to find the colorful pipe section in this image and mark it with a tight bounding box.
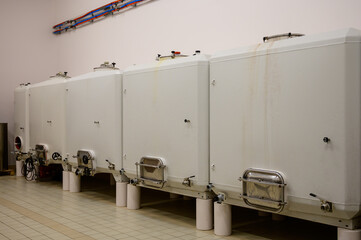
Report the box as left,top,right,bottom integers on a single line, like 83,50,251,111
53,0,148,34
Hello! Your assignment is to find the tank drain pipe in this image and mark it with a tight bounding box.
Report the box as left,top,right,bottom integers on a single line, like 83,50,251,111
309,193,333,212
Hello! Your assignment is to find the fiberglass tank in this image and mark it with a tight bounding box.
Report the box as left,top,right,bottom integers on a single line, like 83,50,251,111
65,62,122,176
29,72,69,165
14,83,30,155
210,28,361,230
122,51,211,199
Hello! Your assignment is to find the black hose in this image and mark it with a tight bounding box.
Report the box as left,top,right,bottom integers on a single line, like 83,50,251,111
23,157,38,181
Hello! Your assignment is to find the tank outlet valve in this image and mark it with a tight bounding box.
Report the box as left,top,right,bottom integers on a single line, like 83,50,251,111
310,193,333,212
119,168,126,175
206,183,213,191
106,159,115,170
62,159,71,171
214,193,226,204
75,168,82,176
320,202,332,212
182,175,195,187
130,178,139,185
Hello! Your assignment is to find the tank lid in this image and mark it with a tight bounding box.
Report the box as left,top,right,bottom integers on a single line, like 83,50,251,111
50,72,70,78
94,62,119,71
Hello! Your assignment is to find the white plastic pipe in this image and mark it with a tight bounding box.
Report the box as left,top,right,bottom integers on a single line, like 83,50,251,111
214,202,232,236
338,228,361,240
127,184,140,210
196,198,213,230
69,172,81,192
16,160,24,177
62,171,69,191
116,182,128,207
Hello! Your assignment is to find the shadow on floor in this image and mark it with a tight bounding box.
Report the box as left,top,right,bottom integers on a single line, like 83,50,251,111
55,175,337,239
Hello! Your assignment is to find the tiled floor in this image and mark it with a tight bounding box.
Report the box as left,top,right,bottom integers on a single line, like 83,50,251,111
0,175,336,240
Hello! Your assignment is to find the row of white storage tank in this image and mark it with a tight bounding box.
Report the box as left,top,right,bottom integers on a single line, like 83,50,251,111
14,28,361,238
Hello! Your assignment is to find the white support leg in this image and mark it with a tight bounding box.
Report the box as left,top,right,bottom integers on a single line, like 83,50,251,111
214,202,232,236
116,182,128,207
69,172,81,193
127,184,140,210
338,228,361,240
110,174,116,186
272,213,286,221
62,171,70,191
196,198,213,230
16,160,24,177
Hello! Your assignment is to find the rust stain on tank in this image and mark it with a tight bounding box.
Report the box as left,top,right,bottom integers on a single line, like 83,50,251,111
263,40,275,166
263,39,282,166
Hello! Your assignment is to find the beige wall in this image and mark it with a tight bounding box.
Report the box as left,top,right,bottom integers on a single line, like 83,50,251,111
0,0,57,165
1,0,361,165
54,0,361,75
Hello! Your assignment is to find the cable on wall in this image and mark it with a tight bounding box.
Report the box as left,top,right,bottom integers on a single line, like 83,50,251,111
53,0,152,34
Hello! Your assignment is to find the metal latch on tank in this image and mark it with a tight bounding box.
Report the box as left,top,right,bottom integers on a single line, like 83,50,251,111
309,193,333,213
182,175,195,187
